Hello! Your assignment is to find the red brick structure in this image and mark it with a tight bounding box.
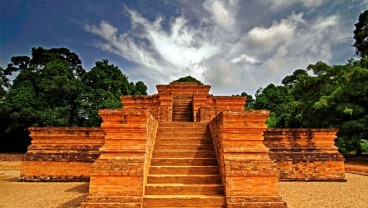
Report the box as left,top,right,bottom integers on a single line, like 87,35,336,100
21,81,346,207
264,129,345,181
19,127,104,181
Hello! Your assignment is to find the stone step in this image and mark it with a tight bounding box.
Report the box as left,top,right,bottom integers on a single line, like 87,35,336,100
173,106,192,109
172,119,193,122
157,132,210,139
172,113,193,116
143,195,226,207
172,110,192,113
145,184,223,195
172,113,192,116
172,109,192,112
151,158,218,166
81,196,142,207
154,144,214,151
147,174,222,184
153,150,216,158
157,126,208,132
149,166,219,174
155,139,212,145
173,101,192,104
172,116,193,121
81,202,139,208
173,105,192,108
173,109,192,112
159,122,208,128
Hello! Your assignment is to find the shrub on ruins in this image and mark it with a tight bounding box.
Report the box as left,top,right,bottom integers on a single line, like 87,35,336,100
172,76,204,85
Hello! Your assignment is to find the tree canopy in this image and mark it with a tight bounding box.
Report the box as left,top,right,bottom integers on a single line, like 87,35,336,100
353,10,368,58
250,58,368,155
0,47,147,152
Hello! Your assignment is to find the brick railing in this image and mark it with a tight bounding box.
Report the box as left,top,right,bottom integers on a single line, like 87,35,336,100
209,110,287,208
82,109,158,207
264,129,346,181
19,127,104,181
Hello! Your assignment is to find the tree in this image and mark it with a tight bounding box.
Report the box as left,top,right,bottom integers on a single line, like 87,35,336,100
0,47,85,152
353,10,368,58
0,67,10,98
240,92,255,110
172,76,204,85
281,59,368,155
0,59,83,151
134,81,148,95
254,84,293,127
281,69,308,87
1,48,148,152
78,59,136,126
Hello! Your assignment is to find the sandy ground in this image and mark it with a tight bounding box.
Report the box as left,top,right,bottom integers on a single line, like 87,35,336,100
0,166,87,208
0,156,367,208
279,173,368,208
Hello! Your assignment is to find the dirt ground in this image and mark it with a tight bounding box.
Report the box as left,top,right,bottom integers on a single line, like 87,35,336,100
0,154,367,208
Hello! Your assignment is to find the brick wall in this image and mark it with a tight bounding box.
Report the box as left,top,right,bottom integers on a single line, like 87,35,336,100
82,109,158,207
121,95,170,122
264,129,346,181
19,127,104,181
209,110,287,207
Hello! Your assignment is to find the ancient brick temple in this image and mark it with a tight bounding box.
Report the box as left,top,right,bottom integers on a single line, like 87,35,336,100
20,82,346,207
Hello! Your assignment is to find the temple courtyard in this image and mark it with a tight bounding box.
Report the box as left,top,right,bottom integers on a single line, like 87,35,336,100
0,158,367,208
1,82,367,207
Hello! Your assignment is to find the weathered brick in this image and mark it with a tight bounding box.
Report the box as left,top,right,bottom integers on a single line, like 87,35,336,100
264,129,346,181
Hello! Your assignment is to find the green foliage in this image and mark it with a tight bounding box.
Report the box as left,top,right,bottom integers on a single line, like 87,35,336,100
134,81,148,95
353,10,368,57
253,56,368,154
254,84,293,127
240,92,255,110
78,59,127,126
0,49,148,152
172,76,203,85
274,59,367,154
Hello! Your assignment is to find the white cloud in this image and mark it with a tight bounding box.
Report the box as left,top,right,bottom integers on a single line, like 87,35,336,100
246,13,302,52
85,0,352,95
205,0,235,28
231,54,259,64
259,0,326,10
86,7,219,84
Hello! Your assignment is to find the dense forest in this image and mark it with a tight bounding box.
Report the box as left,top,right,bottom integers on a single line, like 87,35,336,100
0,47,147,152
0,11,367,154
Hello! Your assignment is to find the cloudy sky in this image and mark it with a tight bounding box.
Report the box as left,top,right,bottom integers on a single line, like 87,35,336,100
1,0,367,95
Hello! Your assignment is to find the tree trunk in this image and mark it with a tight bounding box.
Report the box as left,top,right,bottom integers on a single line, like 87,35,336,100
355,136,362,155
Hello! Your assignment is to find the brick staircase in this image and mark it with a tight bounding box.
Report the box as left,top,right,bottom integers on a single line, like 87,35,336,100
172,96,193,122
143,122,225,207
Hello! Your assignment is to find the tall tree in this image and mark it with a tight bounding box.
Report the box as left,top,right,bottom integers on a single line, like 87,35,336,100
78,59,143,126
280,59,368,154
353,10,368,58
254,84,293,127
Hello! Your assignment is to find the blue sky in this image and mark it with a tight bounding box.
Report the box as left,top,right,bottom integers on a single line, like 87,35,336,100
0,0,367,95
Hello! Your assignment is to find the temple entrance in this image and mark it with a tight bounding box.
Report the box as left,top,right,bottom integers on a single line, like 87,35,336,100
172,95,193,122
